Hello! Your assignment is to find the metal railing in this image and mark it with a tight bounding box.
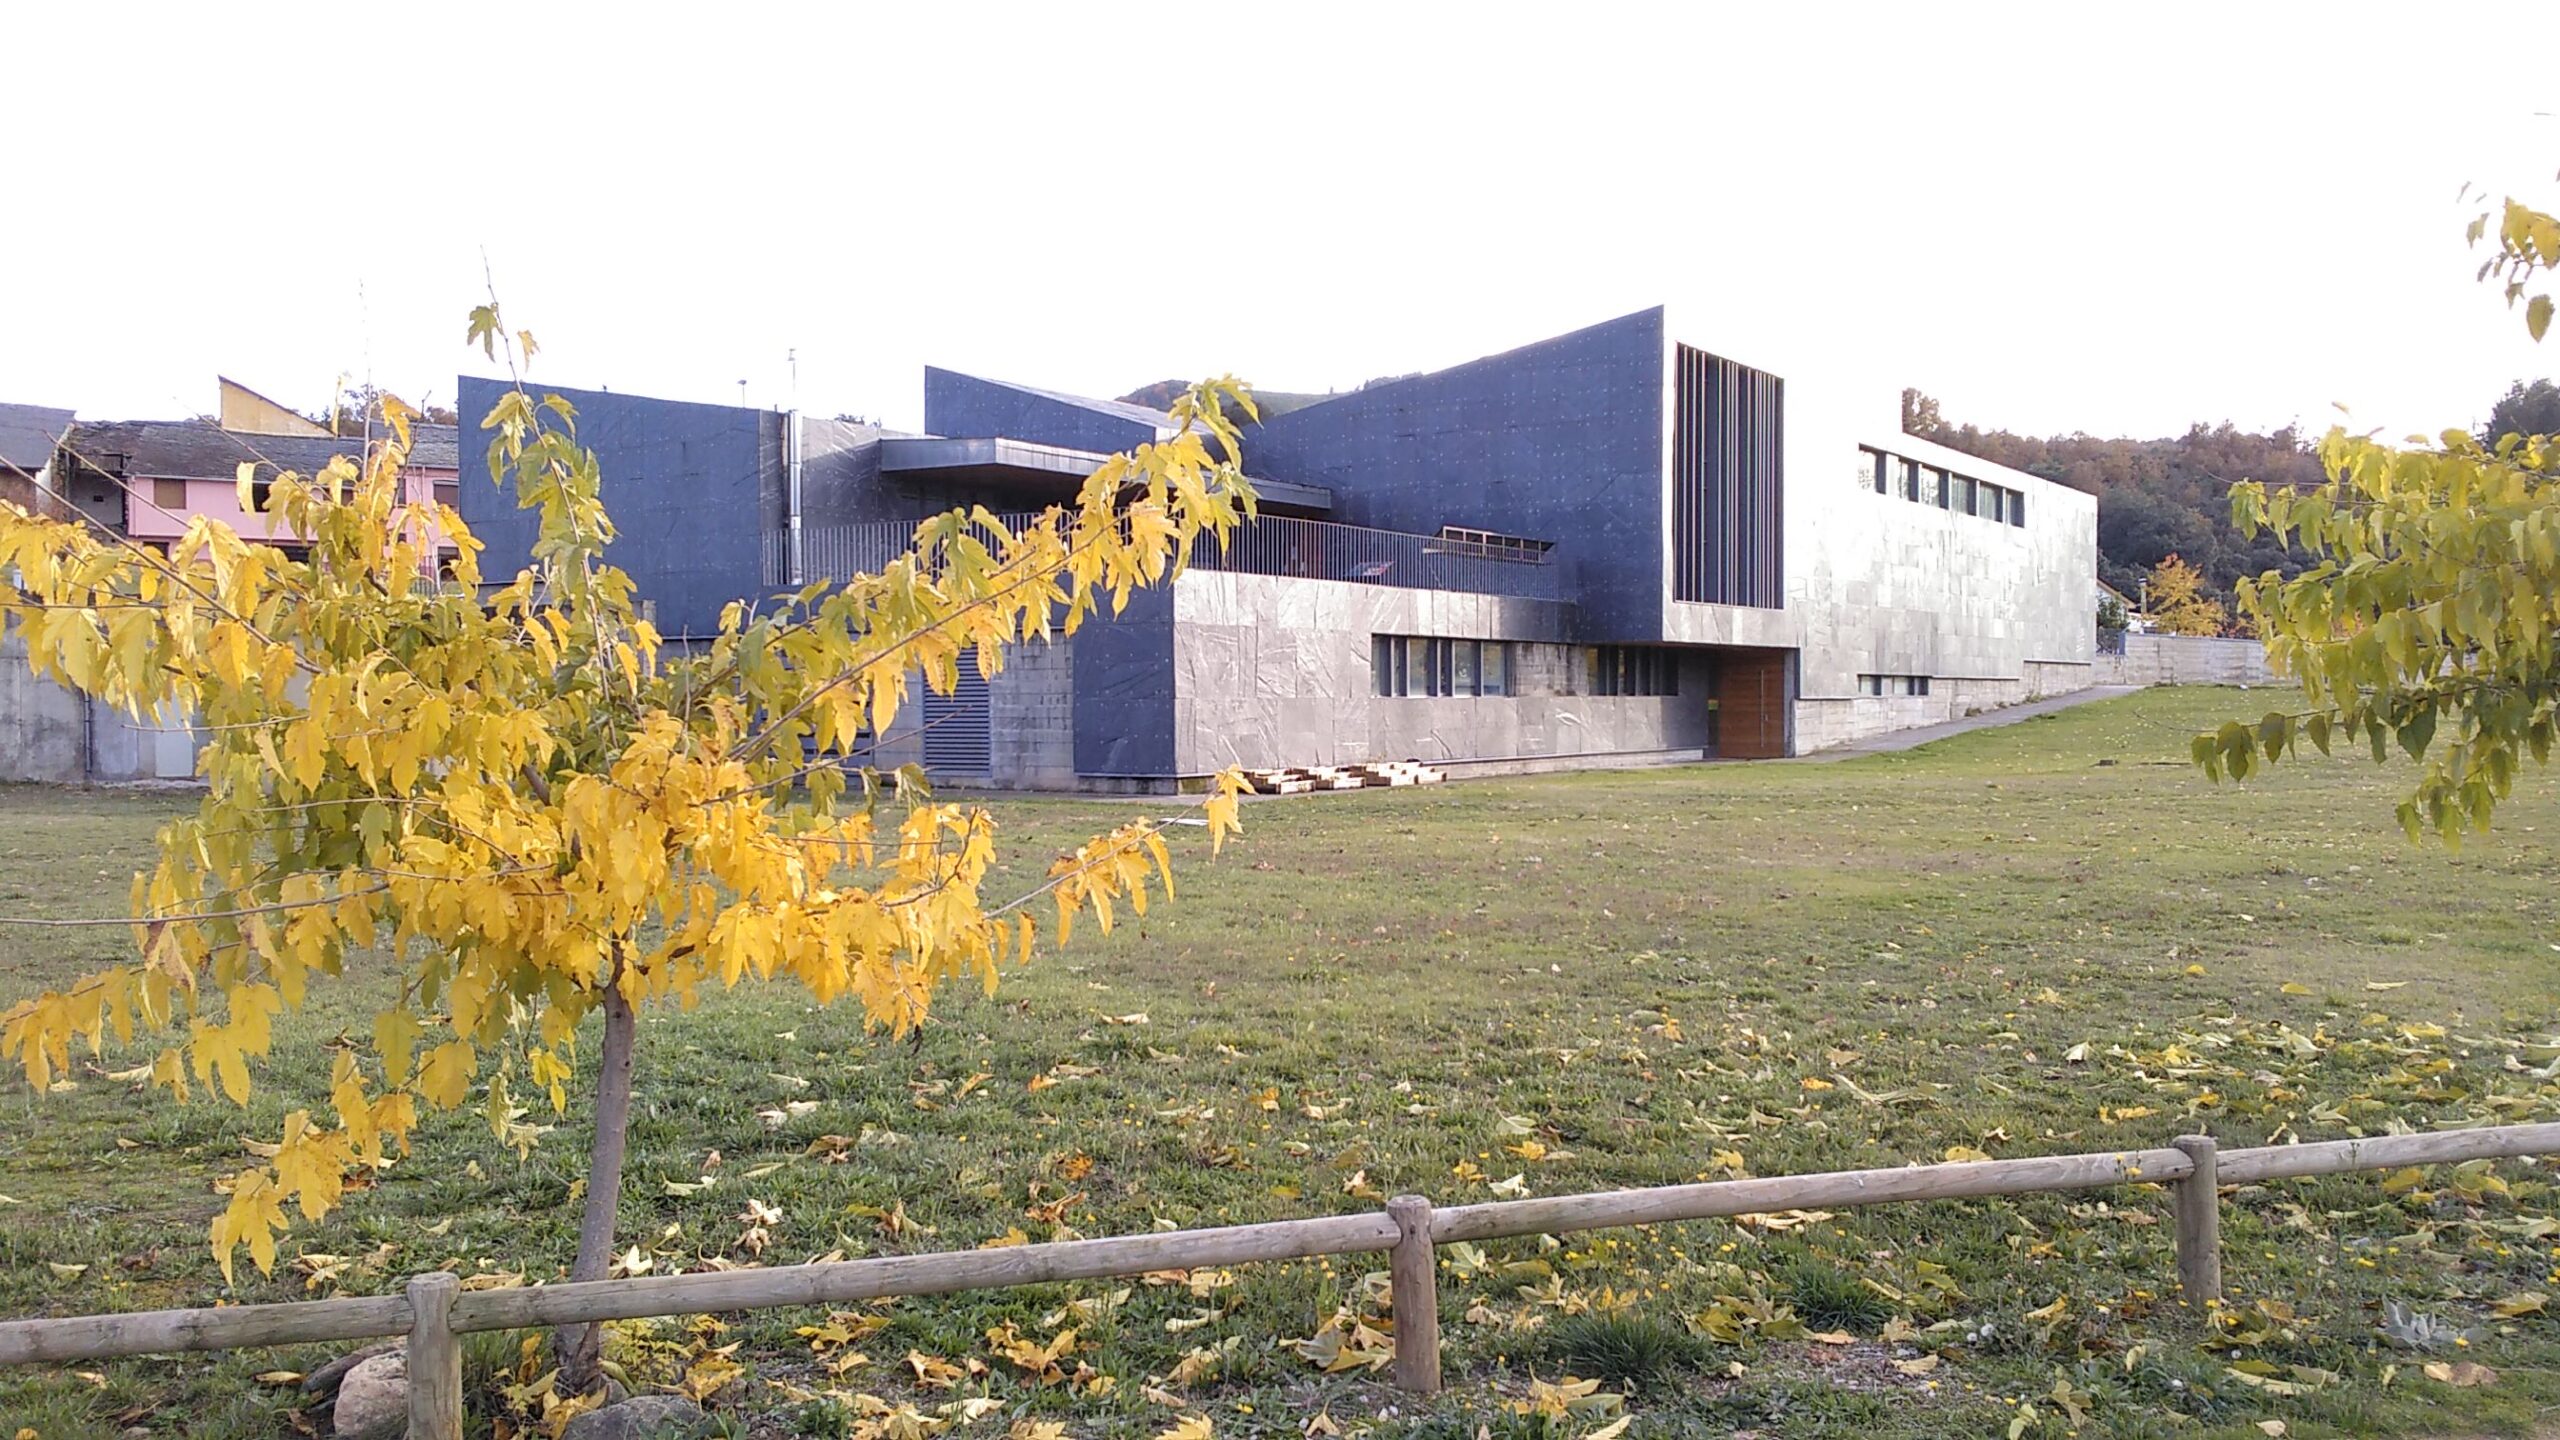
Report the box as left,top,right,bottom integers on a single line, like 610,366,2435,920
6,1122,2559,1438
769,512,1571,603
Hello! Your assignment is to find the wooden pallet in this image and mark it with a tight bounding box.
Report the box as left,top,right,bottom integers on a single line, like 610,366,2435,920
1238,762,1447,795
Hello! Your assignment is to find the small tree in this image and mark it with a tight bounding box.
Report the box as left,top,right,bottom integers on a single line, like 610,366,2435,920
2142,554,2227,636
2201,178,2560,841
0,307,1253,1387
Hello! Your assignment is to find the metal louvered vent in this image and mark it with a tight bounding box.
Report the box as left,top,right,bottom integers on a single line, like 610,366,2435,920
921,655,992,777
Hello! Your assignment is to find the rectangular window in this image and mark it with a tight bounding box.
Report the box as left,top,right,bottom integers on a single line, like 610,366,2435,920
1984,487,2006,524
1862,446,1889,494
1901,458,1922,503
2009,491,2026,527
1380,637,1514,698
1953,475,1978,516
1373,636,1406,697
1927,468,1950,508
150,477,186,510
433,481,461,511
1859,673,1934,697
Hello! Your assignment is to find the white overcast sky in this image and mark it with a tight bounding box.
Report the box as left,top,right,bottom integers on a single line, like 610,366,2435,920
5,4,2554,444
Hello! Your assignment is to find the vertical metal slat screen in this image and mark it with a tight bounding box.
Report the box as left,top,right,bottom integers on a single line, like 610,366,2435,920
1671,345,1783,608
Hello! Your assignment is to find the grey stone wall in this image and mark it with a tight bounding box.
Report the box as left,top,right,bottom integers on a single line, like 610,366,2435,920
1672,382,2100,719
2095,634,2274,687
986,638,1077,788
1169,572,1711,773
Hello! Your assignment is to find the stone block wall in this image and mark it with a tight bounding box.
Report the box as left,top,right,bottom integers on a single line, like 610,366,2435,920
2095,634,2274,687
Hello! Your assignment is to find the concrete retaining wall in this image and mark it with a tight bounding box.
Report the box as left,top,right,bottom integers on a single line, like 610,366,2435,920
0,635,200,784
2095,633,2274,687
1794,659,2093,753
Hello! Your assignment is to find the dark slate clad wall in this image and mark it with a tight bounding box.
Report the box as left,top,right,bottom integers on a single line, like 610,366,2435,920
798,422,1037,525
1071,582,1176,776
458,376,780,639
798,419,886,526
923,369,1158,455
1237,307,1669,641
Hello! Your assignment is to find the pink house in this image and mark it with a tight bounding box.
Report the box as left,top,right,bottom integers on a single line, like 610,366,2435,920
46,379,460,570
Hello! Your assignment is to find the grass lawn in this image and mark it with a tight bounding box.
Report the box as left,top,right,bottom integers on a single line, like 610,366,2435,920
6,685,2560,1440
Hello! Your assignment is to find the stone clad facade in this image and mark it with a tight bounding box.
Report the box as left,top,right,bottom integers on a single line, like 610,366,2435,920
461,307,2099,789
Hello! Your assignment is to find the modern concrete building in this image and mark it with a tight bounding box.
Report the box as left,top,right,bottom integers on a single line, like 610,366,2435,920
459,307,2096,788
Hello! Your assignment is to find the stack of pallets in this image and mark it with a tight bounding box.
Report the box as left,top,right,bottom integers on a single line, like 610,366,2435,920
1238,761,1447,795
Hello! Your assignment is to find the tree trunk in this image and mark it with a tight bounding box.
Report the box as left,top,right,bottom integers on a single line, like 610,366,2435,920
558,977,637,1393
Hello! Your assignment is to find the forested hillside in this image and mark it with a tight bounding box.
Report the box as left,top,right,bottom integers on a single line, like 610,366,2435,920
1910,379,2557,605
1904,390,2319,603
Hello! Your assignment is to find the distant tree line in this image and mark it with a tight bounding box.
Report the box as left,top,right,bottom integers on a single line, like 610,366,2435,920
1906,379,2560,616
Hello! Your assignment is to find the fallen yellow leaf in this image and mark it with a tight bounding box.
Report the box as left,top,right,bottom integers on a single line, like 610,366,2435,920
2423,1360,2498,1387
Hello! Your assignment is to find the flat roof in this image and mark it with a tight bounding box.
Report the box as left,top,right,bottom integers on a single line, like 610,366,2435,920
879,435,1333,514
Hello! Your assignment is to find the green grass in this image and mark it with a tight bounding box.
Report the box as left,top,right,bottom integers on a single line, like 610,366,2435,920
6,687,2560,1439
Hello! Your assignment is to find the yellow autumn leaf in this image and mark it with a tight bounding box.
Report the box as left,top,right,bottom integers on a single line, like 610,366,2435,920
415,1041,475,1110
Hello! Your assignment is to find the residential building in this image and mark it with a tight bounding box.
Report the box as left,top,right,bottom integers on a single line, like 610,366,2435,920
0,403,74,514
48,378,459,561
459,307,2097,788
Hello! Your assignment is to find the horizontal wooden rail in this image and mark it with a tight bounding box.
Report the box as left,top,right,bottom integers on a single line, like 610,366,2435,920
0,1292,413,1367
448,1211,1396,1333
2218,1122,2560,1184
1431,1146,2191,1243
3,1120,2556,1439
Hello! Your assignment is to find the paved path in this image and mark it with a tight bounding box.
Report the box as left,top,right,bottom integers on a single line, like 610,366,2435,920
1799,685,2143,762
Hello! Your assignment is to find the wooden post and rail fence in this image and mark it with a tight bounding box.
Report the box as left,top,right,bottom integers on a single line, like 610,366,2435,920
6,1122,2557,1438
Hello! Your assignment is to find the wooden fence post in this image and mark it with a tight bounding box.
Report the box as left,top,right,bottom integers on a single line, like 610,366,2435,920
1386,1194,1441,1394
2171,1134,2221,1310
405,1271,463,1440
